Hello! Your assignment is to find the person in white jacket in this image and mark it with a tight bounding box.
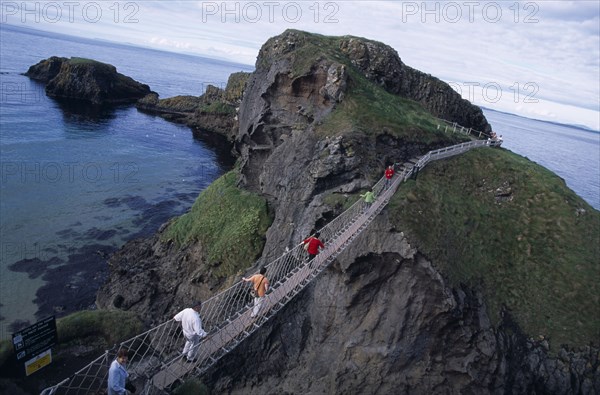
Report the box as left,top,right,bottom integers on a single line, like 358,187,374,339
173,301,207,362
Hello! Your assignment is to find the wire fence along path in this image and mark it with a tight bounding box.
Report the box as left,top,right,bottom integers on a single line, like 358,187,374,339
41,137,501,395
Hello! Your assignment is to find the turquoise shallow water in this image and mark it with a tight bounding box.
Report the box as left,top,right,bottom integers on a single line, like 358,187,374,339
0,24,252,337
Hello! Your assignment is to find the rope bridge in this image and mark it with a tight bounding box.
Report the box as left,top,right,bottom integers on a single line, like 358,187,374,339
41,137,501,395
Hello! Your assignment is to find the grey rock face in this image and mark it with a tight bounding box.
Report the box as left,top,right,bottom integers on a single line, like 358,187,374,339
24,56,68,82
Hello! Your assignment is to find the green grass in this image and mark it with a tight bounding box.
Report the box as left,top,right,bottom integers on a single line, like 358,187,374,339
0,310,143,369
323,191,362,212
156,96,201,112
56,310,143,345
163,171,272,277
388,147,600,349
317,67,466,145
198,101,235,115
0,340,13,370
68,57,101,65
224,72,250,103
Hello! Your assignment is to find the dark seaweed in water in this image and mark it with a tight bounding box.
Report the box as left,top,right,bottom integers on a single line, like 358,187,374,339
6,194,203,331
8,244,114,332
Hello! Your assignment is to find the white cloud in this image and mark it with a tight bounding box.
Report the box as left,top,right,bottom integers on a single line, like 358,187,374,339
3,0,599,130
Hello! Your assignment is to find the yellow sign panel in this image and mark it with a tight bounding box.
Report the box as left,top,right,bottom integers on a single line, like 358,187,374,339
25,349,52,376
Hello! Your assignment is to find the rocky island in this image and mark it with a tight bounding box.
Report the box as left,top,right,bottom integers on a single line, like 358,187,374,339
25,56,151,104
3,30,598,394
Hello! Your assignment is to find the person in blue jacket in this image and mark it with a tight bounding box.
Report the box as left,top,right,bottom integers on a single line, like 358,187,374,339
107,348,129,395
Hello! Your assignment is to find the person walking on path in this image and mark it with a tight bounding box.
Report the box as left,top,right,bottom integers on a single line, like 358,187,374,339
384,165,395,189
107,348,129,395
303,231,325,262
360,189,375,212
243,267,269,318
173,301,207,362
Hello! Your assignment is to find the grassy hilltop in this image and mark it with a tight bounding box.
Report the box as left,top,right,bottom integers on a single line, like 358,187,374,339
389,148,600,349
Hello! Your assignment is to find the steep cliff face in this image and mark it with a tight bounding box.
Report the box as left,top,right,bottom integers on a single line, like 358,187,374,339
203,212,599,394
26,57,151,104
23,56,68,82
338,37,490,132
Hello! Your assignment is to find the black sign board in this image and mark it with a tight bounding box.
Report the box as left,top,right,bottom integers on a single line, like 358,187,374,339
12,316,57,361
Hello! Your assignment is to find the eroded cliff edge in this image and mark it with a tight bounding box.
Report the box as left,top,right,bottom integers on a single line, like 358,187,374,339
97,30,600,394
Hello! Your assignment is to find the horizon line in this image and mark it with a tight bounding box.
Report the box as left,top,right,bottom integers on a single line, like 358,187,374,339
2,22,598,134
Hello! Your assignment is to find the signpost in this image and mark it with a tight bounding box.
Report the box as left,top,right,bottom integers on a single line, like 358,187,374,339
12,316,57,376
25,349,53,376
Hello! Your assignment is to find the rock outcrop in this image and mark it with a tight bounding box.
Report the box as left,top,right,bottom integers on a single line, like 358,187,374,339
25,57,151,104
96,30,599,394
136,72,250,140
23,56,67,82
234,30,477,262
95,229,218,325
338,37,490,132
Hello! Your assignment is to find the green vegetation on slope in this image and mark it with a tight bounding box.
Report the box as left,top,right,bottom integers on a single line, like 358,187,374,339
323,191,362,212
388,148,600,349
56,310,143,345
163,171,272,277
198,101,235,115
224,71,250,103
68,57,104,65
318,66,464,144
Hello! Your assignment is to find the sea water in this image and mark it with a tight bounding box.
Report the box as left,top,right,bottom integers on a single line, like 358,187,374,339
483,108,599,210
0,24,252,338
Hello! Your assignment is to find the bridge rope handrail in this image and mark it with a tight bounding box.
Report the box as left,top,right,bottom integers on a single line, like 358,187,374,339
434,117,494,139
41,131,501,395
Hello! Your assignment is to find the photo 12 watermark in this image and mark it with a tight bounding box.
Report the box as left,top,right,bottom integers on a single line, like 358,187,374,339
1,161,141,185
448,81,540,104
198,1,340,23
398,1,539,24
1,1,140,24
1,241,77,264
0,82,43,104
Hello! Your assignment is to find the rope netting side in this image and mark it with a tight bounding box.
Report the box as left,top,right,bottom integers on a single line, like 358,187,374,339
150,163,416,392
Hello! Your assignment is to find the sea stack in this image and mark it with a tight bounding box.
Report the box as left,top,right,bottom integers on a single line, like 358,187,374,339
25,56,151,104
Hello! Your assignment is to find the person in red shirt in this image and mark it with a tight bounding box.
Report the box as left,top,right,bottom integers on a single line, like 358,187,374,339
384,165,395,189
303,231,325,261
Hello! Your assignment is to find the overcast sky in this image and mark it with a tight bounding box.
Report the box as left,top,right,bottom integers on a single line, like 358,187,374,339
2,0,599,130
